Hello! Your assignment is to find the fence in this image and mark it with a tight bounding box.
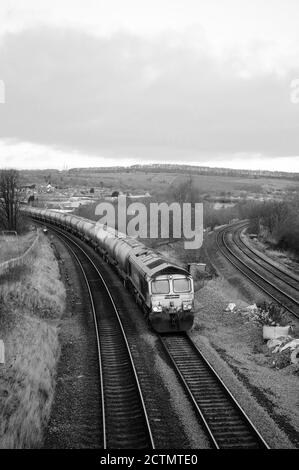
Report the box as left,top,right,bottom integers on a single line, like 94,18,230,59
0,231,40,277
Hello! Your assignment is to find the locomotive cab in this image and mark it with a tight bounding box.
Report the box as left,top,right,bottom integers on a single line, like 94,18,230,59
149,273,194,332
22,207,195,333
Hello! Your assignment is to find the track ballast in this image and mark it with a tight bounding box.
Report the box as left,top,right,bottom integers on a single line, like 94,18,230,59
160,334,269,449
216,223,299,320
49,225,154,449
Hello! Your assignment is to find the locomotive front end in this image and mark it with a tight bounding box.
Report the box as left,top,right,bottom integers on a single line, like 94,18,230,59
149,274,194,333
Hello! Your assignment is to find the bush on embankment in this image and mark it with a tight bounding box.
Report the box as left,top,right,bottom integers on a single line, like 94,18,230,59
240,198,299,255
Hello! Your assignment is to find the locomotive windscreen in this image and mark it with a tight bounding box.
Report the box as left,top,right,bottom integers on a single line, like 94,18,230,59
151,279,170,294
173,278,191,293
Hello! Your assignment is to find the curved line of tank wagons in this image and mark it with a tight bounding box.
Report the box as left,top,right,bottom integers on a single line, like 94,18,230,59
24,207,195,332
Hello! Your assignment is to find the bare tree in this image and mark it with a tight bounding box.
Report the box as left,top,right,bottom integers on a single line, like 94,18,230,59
169,177,192,204
168,175,201,204
0,169,21,231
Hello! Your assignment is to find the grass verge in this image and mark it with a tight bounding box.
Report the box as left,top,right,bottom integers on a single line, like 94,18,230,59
0,235,66,448
0,230,37,264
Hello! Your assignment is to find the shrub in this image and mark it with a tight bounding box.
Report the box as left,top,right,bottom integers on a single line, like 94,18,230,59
255,302,290,326
242,198,299,255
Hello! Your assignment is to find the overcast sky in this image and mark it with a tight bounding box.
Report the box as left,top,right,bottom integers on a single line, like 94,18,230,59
0,0,299,171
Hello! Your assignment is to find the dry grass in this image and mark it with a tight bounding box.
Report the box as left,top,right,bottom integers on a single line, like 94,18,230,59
0,231,37,264
0,236,66,448
61,170,297,195
190,276,299,442
247,235,299,274
0,239,66,319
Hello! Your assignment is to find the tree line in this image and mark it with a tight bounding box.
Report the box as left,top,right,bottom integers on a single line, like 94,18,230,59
242,198,299,255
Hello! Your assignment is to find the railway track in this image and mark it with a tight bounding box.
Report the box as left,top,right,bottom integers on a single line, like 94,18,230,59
216,224,299,320
235,223,299,291
48,225,155,449
35,219,271,449
160,334,269,449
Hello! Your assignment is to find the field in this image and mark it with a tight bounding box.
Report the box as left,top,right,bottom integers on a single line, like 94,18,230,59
22,166,299,254
21,168,299,198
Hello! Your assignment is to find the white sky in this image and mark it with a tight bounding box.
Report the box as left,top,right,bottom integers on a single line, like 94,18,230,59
0,0,299,171
1,1,299,48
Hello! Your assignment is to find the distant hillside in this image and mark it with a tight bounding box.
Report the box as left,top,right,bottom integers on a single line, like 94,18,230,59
68,164,299,180
18,164,299,194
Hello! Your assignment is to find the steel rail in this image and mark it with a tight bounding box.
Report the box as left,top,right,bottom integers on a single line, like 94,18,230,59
160,334,269,449
234,223,299,289
216,227,299,320
44,221,155,449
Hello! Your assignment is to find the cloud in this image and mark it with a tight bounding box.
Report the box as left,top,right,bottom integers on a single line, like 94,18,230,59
2,139,299,172
0,27,299,167
0,138,143,169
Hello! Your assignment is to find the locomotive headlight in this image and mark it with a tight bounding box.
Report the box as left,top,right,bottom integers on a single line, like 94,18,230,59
152,305,162,312
183,302,192,311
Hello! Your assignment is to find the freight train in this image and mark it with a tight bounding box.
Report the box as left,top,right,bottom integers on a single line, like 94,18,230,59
24,207,194,332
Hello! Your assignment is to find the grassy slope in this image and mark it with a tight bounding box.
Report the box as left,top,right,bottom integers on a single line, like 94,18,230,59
0,236,66,448
0,231,37,264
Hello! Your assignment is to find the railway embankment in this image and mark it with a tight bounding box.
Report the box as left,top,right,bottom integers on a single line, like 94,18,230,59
191,277,298,448
0,235,65,448
160,240,299,448
0,230,37,265
242,231,299,279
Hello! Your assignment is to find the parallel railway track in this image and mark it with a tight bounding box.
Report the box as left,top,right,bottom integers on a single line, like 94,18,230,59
34,218,271,449
48,225,155,449
235,224,299,290
160,334,269,449
216,224,299,320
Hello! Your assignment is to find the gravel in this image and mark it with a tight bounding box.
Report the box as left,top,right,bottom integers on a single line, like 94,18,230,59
161,233,299,448
43,235,102,448
44,229,299,449
44,232,212,449
190,277,299,448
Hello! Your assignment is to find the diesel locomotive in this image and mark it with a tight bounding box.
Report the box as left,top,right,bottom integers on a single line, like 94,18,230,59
24,207,194,332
